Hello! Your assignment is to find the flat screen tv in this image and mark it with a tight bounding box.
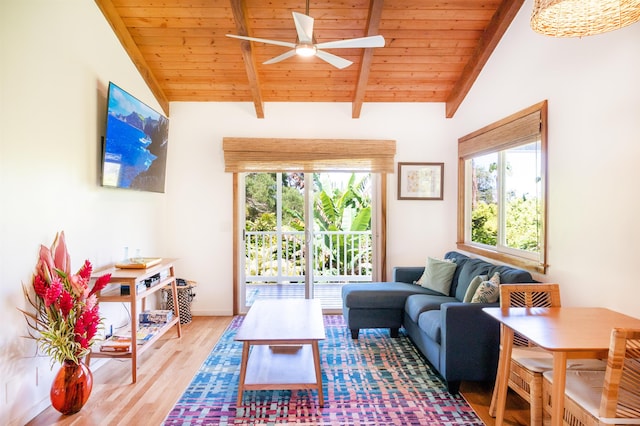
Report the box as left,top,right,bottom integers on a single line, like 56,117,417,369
101,82,169,193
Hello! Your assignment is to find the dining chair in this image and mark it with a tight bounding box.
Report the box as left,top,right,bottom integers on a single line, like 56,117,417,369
489,283,562,425
489,284,606,426
541,327,640,426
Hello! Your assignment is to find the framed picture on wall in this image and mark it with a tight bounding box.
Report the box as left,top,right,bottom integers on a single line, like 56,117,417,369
397,162,444,200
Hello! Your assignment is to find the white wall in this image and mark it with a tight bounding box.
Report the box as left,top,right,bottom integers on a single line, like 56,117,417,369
451,0,640,315
1,1,170,424
165,10,640,319
164,102,459,315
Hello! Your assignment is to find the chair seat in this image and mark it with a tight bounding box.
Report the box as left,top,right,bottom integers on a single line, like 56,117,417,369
543,370,605,418
540,328,640,426
513,347,607,373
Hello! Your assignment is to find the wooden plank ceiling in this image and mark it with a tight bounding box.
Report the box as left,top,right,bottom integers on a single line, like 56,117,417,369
96,0,524,118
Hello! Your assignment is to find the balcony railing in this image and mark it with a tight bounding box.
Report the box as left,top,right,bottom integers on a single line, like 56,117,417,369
245,230,372,284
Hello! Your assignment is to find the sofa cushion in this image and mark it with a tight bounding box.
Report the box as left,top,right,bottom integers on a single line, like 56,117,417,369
463,274,488,303
453,258,535,301
414,257,457,295
454,259,495,301
342,282,438,310
444,251,471,296
405,294,456,323
487,264,534,285
418,310,442,343
471,272,501,303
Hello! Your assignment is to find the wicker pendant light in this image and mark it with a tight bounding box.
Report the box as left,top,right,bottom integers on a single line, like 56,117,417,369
531,0,640,37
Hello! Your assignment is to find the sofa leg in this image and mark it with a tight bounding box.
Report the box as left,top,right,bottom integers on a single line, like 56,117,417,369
389,328,399,338
350,329,359,339
447,381,460,394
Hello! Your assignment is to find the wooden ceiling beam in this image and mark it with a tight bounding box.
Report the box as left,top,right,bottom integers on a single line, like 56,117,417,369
445,0,524,118
99,0,515,118
94,0,170,116
229,0,265,118
352,0,384,119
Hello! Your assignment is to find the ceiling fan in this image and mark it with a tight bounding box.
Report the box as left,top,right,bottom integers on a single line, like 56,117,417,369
226,3,385,69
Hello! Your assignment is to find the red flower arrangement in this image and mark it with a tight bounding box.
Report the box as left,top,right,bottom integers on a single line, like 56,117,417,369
21,231,111,366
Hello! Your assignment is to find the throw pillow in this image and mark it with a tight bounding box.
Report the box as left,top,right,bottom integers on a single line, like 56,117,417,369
471,272,501,303
414,257,457,295
463,274,488,303
414,257,455,285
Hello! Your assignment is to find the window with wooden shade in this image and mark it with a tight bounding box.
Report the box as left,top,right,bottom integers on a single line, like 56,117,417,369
457,101,548,273
222,138,396,174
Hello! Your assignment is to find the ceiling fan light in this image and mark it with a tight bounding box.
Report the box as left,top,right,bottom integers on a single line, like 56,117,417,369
295,43,317,57
530,0,640,37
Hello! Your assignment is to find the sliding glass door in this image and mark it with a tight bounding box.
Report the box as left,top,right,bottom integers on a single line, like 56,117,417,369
242,172,307,306
239,172,377,313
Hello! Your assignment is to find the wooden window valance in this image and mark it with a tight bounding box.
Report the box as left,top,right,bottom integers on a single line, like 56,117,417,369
458,106,542,159
223,138,396,173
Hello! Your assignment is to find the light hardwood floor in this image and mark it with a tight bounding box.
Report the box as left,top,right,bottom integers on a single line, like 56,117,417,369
27,316,529,425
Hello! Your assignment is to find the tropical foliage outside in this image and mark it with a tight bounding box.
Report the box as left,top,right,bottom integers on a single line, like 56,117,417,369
471,154,541,253
245,172,372,282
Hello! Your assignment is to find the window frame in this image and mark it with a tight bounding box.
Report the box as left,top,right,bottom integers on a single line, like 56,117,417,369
457,101,548,274
225,138,396,314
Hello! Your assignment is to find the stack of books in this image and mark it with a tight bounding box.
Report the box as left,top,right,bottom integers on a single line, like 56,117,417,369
135,323,163,343
100,336,131,352
139,310,173,323
99,310,173,352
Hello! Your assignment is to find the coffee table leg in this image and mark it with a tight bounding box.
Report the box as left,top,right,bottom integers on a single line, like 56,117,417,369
312,341,324,407
237,342,250,406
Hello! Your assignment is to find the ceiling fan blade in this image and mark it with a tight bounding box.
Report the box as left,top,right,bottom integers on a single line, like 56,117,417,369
226,34,296,49
292,12,314,43
315,50,353,69
316,35,385,50
263,50,297,65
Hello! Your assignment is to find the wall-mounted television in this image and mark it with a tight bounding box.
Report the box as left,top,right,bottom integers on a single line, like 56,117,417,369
101,82,169,193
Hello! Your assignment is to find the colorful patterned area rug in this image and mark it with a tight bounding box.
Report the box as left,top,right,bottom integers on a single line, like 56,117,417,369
163,315,482,425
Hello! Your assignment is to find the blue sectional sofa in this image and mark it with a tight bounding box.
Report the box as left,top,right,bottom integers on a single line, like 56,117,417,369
341,251,536,393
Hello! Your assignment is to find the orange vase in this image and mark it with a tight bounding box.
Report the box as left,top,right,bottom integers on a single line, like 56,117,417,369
50,359,93,415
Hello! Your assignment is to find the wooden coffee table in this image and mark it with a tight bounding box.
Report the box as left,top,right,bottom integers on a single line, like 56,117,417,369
235,298,326,406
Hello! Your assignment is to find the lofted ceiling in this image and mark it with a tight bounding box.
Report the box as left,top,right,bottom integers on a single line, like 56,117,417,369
96,0,524,119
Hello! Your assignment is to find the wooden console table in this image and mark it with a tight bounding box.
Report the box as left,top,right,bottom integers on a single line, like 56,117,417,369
88,258,182,383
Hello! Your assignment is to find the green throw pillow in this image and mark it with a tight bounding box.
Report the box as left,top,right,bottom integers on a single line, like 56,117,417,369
414,257,457,296
463,274,488,303
471,272,501,303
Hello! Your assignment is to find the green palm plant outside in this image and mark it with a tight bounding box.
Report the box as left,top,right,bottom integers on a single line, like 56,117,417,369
245,172,373,280
287,173,372,276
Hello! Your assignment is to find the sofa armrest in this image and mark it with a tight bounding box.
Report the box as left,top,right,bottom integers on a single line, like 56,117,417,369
439,302,500,383
392,267,424,284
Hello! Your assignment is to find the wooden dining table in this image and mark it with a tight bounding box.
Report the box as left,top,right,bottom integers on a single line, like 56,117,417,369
483,306,640,426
